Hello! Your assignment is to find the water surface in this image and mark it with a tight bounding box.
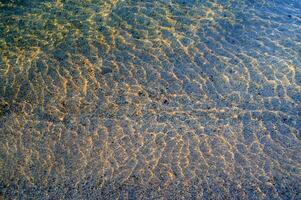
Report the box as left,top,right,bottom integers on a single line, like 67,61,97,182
0,0,301,199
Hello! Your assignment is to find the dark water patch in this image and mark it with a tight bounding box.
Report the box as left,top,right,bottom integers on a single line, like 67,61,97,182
101,67,112,75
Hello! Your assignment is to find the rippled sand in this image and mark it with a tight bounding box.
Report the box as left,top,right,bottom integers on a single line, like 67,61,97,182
0,0,301,199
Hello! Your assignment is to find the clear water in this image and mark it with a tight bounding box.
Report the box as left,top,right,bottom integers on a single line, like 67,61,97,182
0,0,301,199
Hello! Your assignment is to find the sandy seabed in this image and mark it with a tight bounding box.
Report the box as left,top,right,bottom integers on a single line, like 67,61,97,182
0,0,301,199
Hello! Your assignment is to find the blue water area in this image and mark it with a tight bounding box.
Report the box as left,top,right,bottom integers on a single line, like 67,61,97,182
0,0,300,199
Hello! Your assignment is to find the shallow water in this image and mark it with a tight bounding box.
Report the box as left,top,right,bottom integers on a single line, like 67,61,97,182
0,0,301,199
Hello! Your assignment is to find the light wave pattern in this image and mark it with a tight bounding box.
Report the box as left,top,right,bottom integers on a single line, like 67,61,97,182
0,0,301,199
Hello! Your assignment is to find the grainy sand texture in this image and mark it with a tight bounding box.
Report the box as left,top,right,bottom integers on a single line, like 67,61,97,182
0,0,301,199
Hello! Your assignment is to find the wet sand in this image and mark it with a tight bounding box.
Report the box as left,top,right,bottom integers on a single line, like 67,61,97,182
0,0,301,199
